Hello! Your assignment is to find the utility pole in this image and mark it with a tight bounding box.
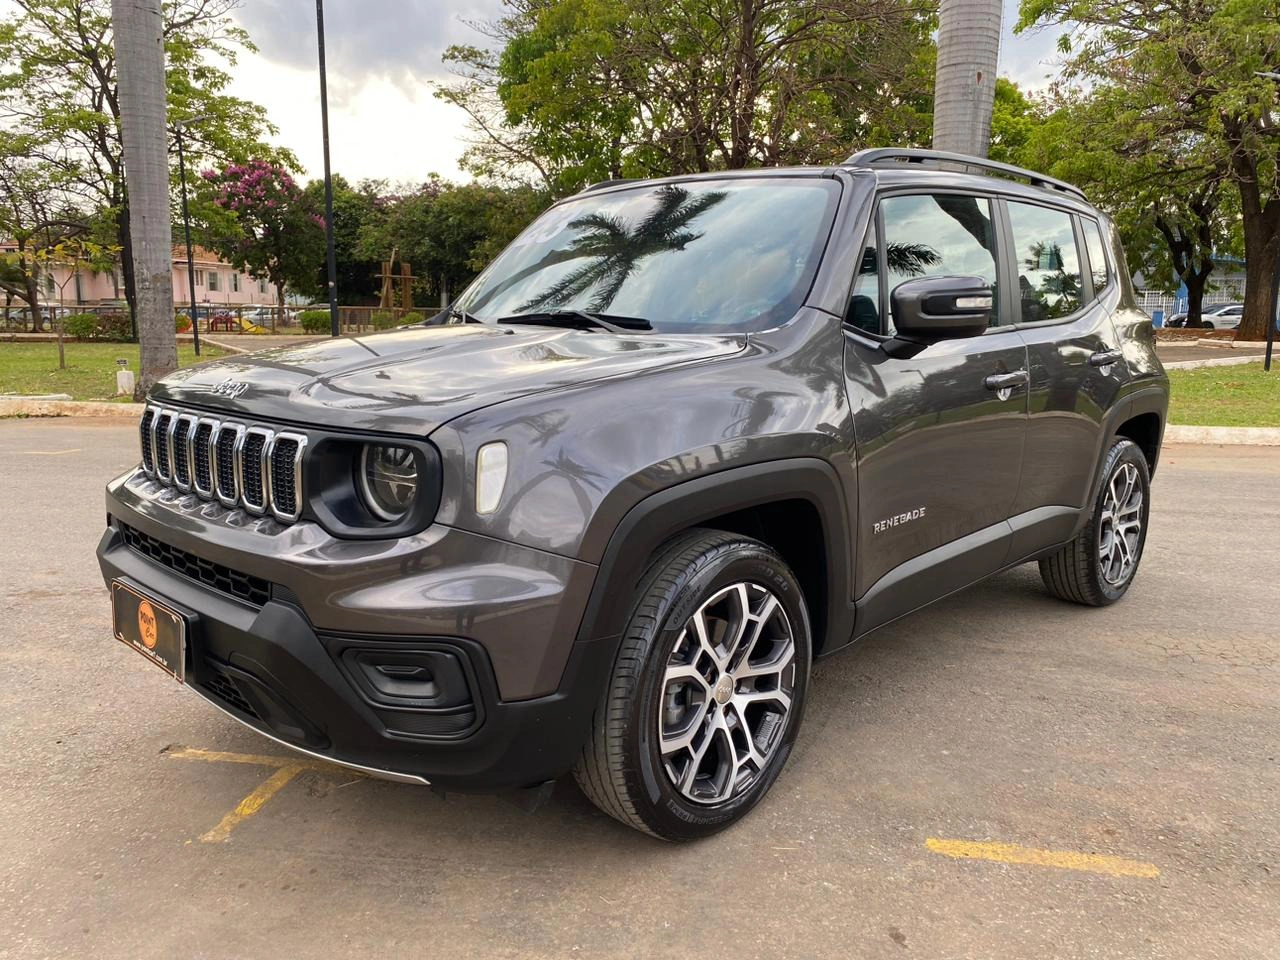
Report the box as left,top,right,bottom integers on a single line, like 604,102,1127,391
932,0,1003,158
112,0,175,397
316,0,340,338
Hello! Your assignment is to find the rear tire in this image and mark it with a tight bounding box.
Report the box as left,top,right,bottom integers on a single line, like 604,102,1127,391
574,529,811,841
1039,438,1150,606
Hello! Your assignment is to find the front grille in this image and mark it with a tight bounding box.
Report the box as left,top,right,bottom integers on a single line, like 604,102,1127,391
269,436,300,519
192,420,215,495
214,423,240,504
171,414,196,489
241,430,267,512
140,407,156,474
201,662,259,718
118,521,271,606
140,406,306,524
153,411,173,481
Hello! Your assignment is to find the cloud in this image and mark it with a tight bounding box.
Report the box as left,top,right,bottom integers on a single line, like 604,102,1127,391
1000,0,1067,90
234,0,505,86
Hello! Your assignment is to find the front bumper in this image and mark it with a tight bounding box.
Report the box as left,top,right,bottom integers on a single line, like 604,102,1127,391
98,470,614,790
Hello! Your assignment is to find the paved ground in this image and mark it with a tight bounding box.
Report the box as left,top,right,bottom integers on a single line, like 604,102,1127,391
1155,340,1269,363
1,421,1277,960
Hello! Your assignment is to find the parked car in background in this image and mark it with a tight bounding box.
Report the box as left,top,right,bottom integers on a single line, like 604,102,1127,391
242,306,297,325
1165,302,1243,328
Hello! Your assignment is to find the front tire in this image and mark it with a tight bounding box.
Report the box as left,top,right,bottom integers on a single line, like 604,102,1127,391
1039,438,1151,606
575,529,811,840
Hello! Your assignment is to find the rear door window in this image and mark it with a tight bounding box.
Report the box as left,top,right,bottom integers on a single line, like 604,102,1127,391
1007,201,1082,322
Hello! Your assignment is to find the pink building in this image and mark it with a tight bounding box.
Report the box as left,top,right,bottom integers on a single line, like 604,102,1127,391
13,244,276,310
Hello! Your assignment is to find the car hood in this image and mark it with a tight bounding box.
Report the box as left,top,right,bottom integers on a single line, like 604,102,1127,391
152,323,747,434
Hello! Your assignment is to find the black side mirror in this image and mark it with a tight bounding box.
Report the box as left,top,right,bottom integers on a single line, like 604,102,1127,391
890,276,992,344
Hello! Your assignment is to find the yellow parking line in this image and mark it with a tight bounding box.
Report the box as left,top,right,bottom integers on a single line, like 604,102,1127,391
167,746,365,842
168,745,335,772
17,448,81,455
200,763,306,843
926,838,1160,878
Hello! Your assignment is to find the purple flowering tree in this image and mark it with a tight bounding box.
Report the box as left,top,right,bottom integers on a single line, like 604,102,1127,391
200,161,326,321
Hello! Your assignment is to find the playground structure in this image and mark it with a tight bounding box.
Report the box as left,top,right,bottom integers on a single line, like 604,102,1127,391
377,249,415,311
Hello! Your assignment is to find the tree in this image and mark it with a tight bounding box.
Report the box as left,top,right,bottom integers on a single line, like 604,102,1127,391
0,146,91,330
113,0,174,395
1019,0,1280,342
1021,89,1238,328
932,0,1003,157
301,176,383,304
357,180,546,304
0,0,289,327
36,234,115,367
200,161,326,319
988,78,1040,167
439,0,935,195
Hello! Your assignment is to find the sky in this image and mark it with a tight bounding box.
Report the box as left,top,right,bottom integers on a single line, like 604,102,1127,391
7,0,1065,186
227,0,1066,184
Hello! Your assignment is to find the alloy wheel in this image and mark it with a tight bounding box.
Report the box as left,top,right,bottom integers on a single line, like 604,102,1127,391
657,582,796,805
1099,461,1143,585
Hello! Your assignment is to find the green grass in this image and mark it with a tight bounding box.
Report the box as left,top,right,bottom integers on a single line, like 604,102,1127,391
1168,362,1280,427
0,342,228,401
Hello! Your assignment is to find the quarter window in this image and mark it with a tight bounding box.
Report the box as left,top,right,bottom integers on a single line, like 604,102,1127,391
881,193,1000,334
1082,218,1110,297
845,223,880,335
1007,201,1082,322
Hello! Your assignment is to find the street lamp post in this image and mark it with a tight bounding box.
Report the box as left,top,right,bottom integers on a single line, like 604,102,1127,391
315,0,340,338
174,115,210,357
1254,72,1279,372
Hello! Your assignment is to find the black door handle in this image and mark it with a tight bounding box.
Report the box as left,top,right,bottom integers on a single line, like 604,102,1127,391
1089,349,1124,367
984,370,1029,391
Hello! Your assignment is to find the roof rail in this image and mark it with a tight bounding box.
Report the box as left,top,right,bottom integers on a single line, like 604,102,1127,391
844,148,1087,201
579,177,641,193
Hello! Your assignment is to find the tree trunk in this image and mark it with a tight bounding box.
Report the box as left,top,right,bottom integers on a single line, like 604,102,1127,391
1239,233,1280,343
275,282,286,332
113,0,175,398
932,0,1003,159
21,254,41,332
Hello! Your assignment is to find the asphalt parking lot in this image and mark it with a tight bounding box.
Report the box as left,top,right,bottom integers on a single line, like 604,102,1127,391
1,419,1277,960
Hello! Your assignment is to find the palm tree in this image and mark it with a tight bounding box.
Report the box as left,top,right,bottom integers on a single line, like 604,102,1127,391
932,0,1003,159
112,0,176,397
518,185,727,313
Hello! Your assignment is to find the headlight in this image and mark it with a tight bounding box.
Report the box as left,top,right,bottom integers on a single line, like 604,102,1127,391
358,444,419,521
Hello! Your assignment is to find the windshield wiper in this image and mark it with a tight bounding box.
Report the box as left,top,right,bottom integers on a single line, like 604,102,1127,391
495,309,652,333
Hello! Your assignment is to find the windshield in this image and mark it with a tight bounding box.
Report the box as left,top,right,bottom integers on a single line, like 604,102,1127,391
454,178,841,334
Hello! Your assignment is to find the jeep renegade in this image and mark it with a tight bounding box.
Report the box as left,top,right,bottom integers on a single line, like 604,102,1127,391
98,149,1169,840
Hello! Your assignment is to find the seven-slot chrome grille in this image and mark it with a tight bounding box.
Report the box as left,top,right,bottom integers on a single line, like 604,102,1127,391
140,404,308,523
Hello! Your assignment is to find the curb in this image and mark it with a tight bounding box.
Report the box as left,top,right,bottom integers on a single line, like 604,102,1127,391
1164,355,1265,370
1165,425,1280,446
1196,338,1271,349
202,336,249,354
0,396,144,418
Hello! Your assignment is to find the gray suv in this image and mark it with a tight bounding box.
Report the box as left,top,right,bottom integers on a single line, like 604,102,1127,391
97,149,1169,840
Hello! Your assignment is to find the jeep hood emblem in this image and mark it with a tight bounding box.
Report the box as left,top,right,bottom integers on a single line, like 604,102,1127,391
210,378,249,399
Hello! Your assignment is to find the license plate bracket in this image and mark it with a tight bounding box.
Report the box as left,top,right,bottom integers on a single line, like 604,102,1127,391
111,580,188,682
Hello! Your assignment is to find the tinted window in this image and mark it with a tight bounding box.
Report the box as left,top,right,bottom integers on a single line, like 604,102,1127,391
846,222,880,334
1082,218,1110,296
1008,201,1082,322
455,179,840,334
881,194,999,334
